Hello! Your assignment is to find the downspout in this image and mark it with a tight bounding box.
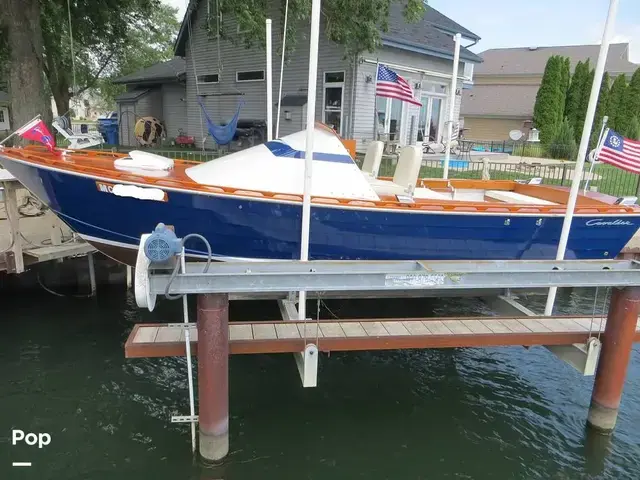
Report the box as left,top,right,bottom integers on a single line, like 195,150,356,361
349,54,358,138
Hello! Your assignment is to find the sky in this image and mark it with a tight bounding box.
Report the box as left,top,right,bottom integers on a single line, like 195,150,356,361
161,0,640,62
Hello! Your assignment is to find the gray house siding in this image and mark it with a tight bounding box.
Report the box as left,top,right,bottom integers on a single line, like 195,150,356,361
136,89,163,120
353,47,464,149
162,83,187,139
184,0,354,148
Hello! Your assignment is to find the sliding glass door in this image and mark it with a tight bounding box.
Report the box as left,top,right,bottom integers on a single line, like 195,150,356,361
376,96,403,141
417,95,445,143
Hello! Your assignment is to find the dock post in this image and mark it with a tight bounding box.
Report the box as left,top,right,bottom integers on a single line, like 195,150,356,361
126,266,133,289
197,293,229,462
87,252,97,296
587,286,640,433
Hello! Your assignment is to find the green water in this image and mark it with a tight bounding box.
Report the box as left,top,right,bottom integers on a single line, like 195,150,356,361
2,288,640,479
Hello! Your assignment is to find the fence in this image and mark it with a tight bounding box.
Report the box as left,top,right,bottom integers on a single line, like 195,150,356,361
365,157,640,200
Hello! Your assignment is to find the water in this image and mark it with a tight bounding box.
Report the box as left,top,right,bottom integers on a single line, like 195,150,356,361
2,287,640,479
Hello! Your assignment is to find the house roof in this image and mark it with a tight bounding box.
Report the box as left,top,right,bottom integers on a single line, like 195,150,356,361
113,57,186,85
174,1,481,63
460,84,538,118
115,89,151,102
475,43,638,76
0,91,9,104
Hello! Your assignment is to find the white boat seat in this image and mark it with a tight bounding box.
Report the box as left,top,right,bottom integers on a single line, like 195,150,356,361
393,146,422,192
361,141,383,177
485,190,557,205
114,150,174,172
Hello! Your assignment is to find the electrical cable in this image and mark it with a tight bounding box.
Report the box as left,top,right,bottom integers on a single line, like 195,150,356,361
164,233,213,300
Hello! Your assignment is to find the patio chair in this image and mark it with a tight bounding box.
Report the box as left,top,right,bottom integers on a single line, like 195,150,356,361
422,122,460,155
52,116,103,150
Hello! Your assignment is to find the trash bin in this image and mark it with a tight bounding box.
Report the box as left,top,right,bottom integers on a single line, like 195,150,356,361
97,118,119,145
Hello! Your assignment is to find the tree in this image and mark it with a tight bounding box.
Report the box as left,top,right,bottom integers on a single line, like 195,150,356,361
39,0,172,116
624,68,640,133
590,71,610,149
565,60,587,140
557,57,570,124
96,4,180,108
0,0,50,133
533,55,562,143
628,116,640,140
574,61,593,144
608,74,628,133
548,117,577,160
209,0,426,58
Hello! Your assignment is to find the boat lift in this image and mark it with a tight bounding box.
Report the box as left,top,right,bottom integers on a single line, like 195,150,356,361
130,223,640,460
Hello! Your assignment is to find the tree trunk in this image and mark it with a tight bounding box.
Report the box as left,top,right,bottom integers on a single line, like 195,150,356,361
52,83,71,119
0,0,49,137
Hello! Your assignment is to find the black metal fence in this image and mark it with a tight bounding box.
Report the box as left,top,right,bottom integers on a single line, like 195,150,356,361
369,157,640,199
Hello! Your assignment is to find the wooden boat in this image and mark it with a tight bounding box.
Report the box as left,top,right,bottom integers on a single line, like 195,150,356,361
1,125,639,266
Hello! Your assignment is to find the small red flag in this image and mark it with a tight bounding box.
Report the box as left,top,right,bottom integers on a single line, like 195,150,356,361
16,118,56,153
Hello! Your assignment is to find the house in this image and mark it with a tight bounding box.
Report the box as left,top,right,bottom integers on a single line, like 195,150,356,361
460,43,640,141
0,91,10,134
112,57,186,146
117,0,481,149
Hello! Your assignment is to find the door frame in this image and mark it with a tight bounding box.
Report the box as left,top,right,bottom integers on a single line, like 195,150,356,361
419,92,447,142
322,71,345,136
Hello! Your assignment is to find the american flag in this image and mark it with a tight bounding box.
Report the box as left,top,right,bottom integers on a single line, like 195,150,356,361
598,128,640,174
376,64,422,106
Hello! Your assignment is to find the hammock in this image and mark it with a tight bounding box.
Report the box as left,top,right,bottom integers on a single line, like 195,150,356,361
197,97,244,146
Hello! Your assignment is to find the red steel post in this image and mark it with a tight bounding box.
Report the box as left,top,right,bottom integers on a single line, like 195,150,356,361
587,286,640,433
197,293,229,461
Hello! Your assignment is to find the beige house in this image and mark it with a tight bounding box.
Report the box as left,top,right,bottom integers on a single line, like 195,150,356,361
460,43,639,141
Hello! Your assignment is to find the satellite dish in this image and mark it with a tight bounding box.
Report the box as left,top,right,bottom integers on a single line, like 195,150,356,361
509,130,524,141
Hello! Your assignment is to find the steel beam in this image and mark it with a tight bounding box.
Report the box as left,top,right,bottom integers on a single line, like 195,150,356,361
148,260,640,296
278,299,318,388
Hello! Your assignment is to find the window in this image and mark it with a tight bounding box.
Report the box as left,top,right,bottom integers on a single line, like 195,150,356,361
0,110,4,123
197,74,219,84
236,70,265,82
324,72,344,83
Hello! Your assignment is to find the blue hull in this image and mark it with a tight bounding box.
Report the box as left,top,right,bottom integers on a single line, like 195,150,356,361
3,158,640,262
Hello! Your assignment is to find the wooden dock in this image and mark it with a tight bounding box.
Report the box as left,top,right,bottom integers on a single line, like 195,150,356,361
124,315,640,358
1,170,95,273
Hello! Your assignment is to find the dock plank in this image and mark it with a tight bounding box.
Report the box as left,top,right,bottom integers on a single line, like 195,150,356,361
133,326,158,344
381,321,411,336
155,326,182,343
319,322,345,338
461,319,492,334
403,321,431,335
275,323,301,339
442,320,473,335
361,322,389,336
297,323,324,338
519,318,552,333
341,322,367,337
230,324,253,341
253,323,277,340
427,321,453,335
500,319,532,333
480,319,511,334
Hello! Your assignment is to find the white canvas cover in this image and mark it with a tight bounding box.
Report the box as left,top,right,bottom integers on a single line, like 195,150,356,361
185,127,380,201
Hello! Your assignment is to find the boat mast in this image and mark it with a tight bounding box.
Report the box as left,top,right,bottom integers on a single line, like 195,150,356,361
298,0,322,321
544,0,619,315
442,33,461,180
266,18,273,141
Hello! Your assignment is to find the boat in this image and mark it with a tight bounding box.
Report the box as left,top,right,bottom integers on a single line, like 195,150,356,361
1,124,639,265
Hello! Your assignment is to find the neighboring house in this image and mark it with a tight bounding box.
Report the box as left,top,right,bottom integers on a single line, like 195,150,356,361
116,0,481,149
460,43,640,141
0,91,10,134
112,57,186,146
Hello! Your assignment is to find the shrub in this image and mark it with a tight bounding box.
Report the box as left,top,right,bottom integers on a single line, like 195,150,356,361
547,118,578,160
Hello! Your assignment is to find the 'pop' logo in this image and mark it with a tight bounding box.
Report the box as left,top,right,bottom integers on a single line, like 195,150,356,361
12,430,51,449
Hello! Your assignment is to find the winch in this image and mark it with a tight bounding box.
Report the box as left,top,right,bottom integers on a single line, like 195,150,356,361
143,223,182,264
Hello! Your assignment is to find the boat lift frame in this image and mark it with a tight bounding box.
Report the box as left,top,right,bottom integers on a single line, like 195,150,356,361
136,257,640,387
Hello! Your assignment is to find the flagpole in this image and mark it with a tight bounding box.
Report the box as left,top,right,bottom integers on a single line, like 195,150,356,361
584,118,608,193
544,0,618,316
373,60,380,142
0,115,42,146
443,33,461,180
298,0,321,321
